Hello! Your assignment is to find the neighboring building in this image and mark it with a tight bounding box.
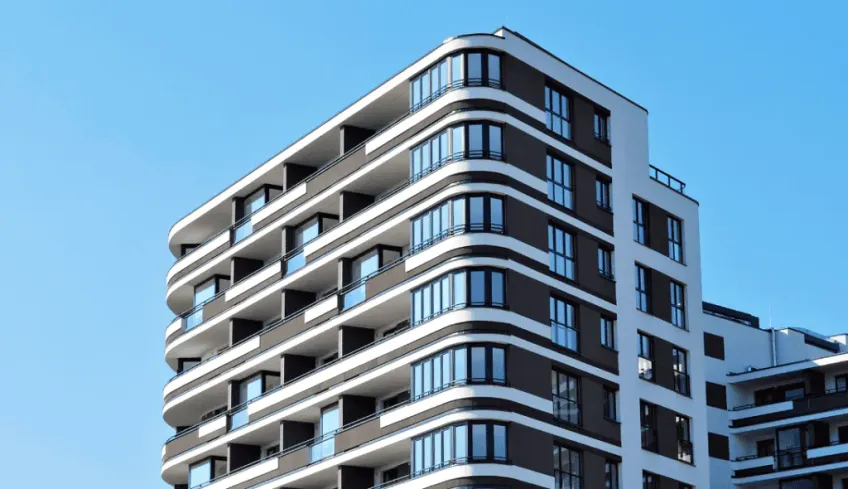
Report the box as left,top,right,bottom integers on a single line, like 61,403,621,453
704,303,848,489
161,26,830,489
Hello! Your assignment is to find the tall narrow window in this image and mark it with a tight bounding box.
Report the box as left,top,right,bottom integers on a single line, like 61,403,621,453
548,224,576,280
603,387,618,421
594,112,610,142
635,264,650,312
605,461,619,489
670,281,686,329
641,402,658,452
410,195,504,252
554,445,582,489
633,198,647,244
598,247,613,279
596,178,611,210
677,415,693,463
600,316,615,350
552,370,581,425
668,216,683,262
546,155,573,209
311,404,339,462
550,296,578,351
545,86,572,139
638,332,654,381
643,472,659,489
673,348,690,396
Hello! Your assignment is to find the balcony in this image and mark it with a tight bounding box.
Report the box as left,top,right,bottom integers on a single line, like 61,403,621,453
730,387,848,429
649,165,686,195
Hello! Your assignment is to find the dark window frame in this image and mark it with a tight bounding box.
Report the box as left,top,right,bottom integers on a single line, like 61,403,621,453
633,198,648,245
548,223,577,281
676,414,693,464
600,316,616,350
641,401,658,452
670,280,686,329
638,332,655,382
605,461,619,489
411,343,507,400
550,295,579,352
594,111,610,143
668,215,683,263
673,347,690,397
635,264,650,313
545,85,573,139
411,267,506,325
603,387,618,422
546,154,574,210
553,445,583,489
596,178,612,211
552,369,581,426
409,50,503,112
410,193,505,252
598,246,614,279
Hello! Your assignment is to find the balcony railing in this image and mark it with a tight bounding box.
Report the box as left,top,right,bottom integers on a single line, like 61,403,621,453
649,165,686,195
732,385,848,411
164,266,505,448
172,80,507,265
167,147,507,340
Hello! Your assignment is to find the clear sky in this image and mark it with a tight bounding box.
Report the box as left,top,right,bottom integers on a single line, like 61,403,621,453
0,1,845,487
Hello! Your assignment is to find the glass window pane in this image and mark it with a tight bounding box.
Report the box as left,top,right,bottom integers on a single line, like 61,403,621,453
472,424,487,459
490,197,503,230
441,351,451,386
423,360,432,394
454,347,467,382
414,363,423,398
451,126,465,158
492,348,505,382
488,54,501,85
443,427,453,462
455,425,468,460
468,124,483,154
189,461,212,489
489,125,502,157
493,424,506,459
470,270,486,305
414,438,423,473
468,53,482,82
423,434,433,470
453,271,466,306
452,198,465,230
471,346,486,381
469,197,485,228
451,54,463,86
194,279,217,305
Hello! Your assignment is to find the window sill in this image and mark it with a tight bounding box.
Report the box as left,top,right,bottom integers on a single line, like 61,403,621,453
600,344,617,353
596,204,613,215
593,136,611,147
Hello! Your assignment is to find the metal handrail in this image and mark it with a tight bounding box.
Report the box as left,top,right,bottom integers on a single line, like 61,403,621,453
168,222,504,383
167,147,507,331
174,80,506,263
649,164,686,194
733,386,848,411
183,384,506,488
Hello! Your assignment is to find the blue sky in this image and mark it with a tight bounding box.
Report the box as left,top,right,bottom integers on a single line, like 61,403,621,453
0,1,845,487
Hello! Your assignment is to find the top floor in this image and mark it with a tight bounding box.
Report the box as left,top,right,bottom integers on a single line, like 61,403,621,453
166,26,661,260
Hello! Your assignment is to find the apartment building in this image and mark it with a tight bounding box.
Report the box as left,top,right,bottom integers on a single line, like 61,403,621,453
704,304,848,489
161,27,708,489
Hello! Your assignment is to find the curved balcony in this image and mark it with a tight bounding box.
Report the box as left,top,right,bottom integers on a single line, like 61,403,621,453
167,33,518,257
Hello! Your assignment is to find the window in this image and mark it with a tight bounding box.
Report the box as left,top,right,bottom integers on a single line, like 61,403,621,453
188,457,227,489
412,422,506,476
642,472,659,489
546,155,573,209
410,194,504,252
837,374,848,392
668,216,683,262
605,461,619,489
412,344,506,399
670,281,686,329
342,246,402,310
381,391,410,410
311,404,339,462
598,247,613,279
596,179,611,211
633,198,647,244
411,268,505,325
638,332,654,381
677,415,693,463
186,276,230,331
673,348,690,396
635,265,650,312
594,112,610,142
600,316,615,350
545,86,571,139
548,224,576,280
603,387,618,421
550,296,578,351
641,402,658,452
234,185,283,243
410,123,504,179
552,370,581,425
553,445,582,489
757,439,775,457
409,51,501,111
